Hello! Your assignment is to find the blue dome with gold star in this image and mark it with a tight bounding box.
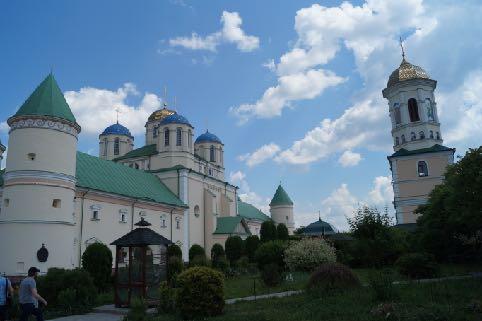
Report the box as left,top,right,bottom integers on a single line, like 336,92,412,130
195,130,222,144
101,122,133,138
159,113,192,127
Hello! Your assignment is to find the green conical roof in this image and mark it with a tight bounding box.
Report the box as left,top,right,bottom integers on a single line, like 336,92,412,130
269,184,293,207
11,74,77,124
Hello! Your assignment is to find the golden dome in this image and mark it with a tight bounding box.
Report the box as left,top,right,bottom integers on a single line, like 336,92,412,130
387,58,430,88
148,105,175,122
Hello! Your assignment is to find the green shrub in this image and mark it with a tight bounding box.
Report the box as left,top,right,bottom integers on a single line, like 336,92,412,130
395,253,439,279
167,256,184,285
367,269,399,302
189,255,208,267
124,297,147,321
158,281,177,314
212,256,229,273
189,244,206,261
176,267,225,319
81,242,113,291
284,238,336,272
225,235,244,265
167,244,182,259
261,263,283,287
277,223,289,241
237,256,250,274
57,288,77,315
244,235,260,262
255,240,286,270
211,243,225,262
260,220,277,242
307,262,360,294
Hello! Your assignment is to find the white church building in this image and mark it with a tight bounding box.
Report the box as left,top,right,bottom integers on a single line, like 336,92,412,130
0,74,295,276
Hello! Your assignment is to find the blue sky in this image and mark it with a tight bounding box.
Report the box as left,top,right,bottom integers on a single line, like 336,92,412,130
1,0,481,230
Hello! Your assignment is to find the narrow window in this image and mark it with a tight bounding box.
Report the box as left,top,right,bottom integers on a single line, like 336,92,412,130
411,132,416,141
52,199,61,208
395,137,400,145
401,135,406,143
161,215,167,228
430,130,434,139
210,145,215,162
114,138,120,155
393,103,401,125
92,210,99,220
153,125,158,138
135,163,139,169
176,128,182,146
436,132,440,140
176,218,181,230
194,205,200,218
188,129,192,147
119,211,127,223
419,131,425,139
164,128,170,146
4,199,9,207
418,161,429,177
408,98,420,122
208,168,212,176
103,138,108,156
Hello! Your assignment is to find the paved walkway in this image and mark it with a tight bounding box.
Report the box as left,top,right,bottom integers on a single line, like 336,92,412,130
47,313,123,321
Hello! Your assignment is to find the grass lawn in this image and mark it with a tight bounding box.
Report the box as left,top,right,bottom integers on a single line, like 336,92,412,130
152,278,482,321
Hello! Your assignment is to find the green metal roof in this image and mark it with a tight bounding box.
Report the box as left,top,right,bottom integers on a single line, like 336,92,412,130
76,152,186,208
237,199,270,222
10,74,77,124
213,216,250,235
389,144,455,158
269,184,293,206
113,144,158,161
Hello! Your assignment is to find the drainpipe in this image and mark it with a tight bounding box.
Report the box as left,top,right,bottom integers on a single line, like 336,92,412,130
78,190,88,267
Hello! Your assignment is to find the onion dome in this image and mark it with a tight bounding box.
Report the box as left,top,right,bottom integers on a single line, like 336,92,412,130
159,112,192,127
148,105,175,122
387,58,430,88
302,218,336,236
101,122,133,139
195,130,222,145
269,184,293,207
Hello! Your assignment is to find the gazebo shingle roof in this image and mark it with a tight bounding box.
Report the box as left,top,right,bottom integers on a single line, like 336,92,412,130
111,227,172,246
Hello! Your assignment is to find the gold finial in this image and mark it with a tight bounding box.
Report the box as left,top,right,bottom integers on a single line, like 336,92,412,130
399,36,406,60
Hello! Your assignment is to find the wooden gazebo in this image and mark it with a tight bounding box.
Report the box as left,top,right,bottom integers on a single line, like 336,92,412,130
111,217,172,307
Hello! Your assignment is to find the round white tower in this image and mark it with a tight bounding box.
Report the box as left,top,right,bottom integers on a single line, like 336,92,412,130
0,74,81,275
269,184,295,235
99,122,134,160
194,130,224,178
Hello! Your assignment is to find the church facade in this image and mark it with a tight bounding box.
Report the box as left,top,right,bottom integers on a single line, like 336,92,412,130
383,55,455,225
0,74,294,276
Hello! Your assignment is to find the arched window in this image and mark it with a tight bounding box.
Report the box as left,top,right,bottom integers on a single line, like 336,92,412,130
114,137,120,155
429,130,434,139
419,131,425,139
418,161,428,177
436,132,440,140
393,103,401,125
176,128,182,146
401,135,406,143
408,98,420,122
395,137,400,145
153,125,158,138
164,128,170,146
103,138,108,156
194,205,200,217
188,129,192,147
411,132,416,141
210,145,215,162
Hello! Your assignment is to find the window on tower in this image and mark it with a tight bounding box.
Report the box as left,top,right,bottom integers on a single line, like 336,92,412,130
164,128,170,146
114,138,120,155
103,138,108,156
153,125,158,138
418,161,429,177
411,132,416,141
176,128,182,146
419,131,425,139
408,98,420,122
393,103,401,125
395,137,400,145
188,129,192,148
401,135,406,143
210,145,215,162
436,132,441,140
430,130,434,139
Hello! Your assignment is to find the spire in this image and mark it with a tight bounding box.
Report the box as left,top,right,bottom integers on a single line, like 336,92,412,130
269,184,294,207
9,74,77,124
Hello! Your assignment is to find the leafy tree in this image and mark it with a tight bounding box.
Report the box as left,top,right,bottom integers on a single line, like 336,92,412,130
260,220,277,243
276,223,289,241
255,240,286,270
416,146,482,262
211,243,225,262
189,244,206,261
81,243,112,291
225,236,244,265
244,235,260,262
167,244,182,259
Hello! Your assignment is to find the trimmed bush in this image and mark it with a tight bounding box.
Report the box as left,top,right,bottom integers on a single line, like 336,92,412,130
176,267,225,319
277,223,289,241
244,235,260,262
260,220,277,243
395,253,439,279
284,238,336,272
189,255,208,267
189,244,206,261
261,263,282,287
158,281,177,314
81,242,113,291
307,262,360,294
237,256,250,274
212,256,229,273
211,243,225,262
255,240,286,270
167,256,184,285
225,235,244,265
167,244,182,259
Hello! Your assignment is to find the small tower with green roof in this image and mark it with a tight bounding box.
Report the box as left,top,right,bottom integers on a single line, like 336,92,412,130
269,184,295,235
0,74,81,275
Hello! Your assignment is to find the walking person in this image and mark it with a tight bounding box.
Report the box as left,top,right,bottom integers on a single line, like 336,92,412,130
0,274,14,321
19,267,47,321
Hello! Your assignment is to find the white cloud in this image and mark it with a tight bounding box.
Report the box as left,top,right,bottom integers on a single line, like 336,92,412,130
169,11,259,53
0,122,8,134
368,176,394,206
338,150,362,167
64,83,161,136
262,59,276,72
238,143,280,167
229,170,270,214
320,183,358,231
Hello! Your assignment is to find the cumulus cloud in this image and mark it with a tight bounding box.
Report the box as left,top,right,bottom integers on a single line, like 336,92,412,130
238,143,280,167
229,170,270,214
64,84,161,136
0,122,8,134
368,176,394,206
338,150,363,167
169,11,259,53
